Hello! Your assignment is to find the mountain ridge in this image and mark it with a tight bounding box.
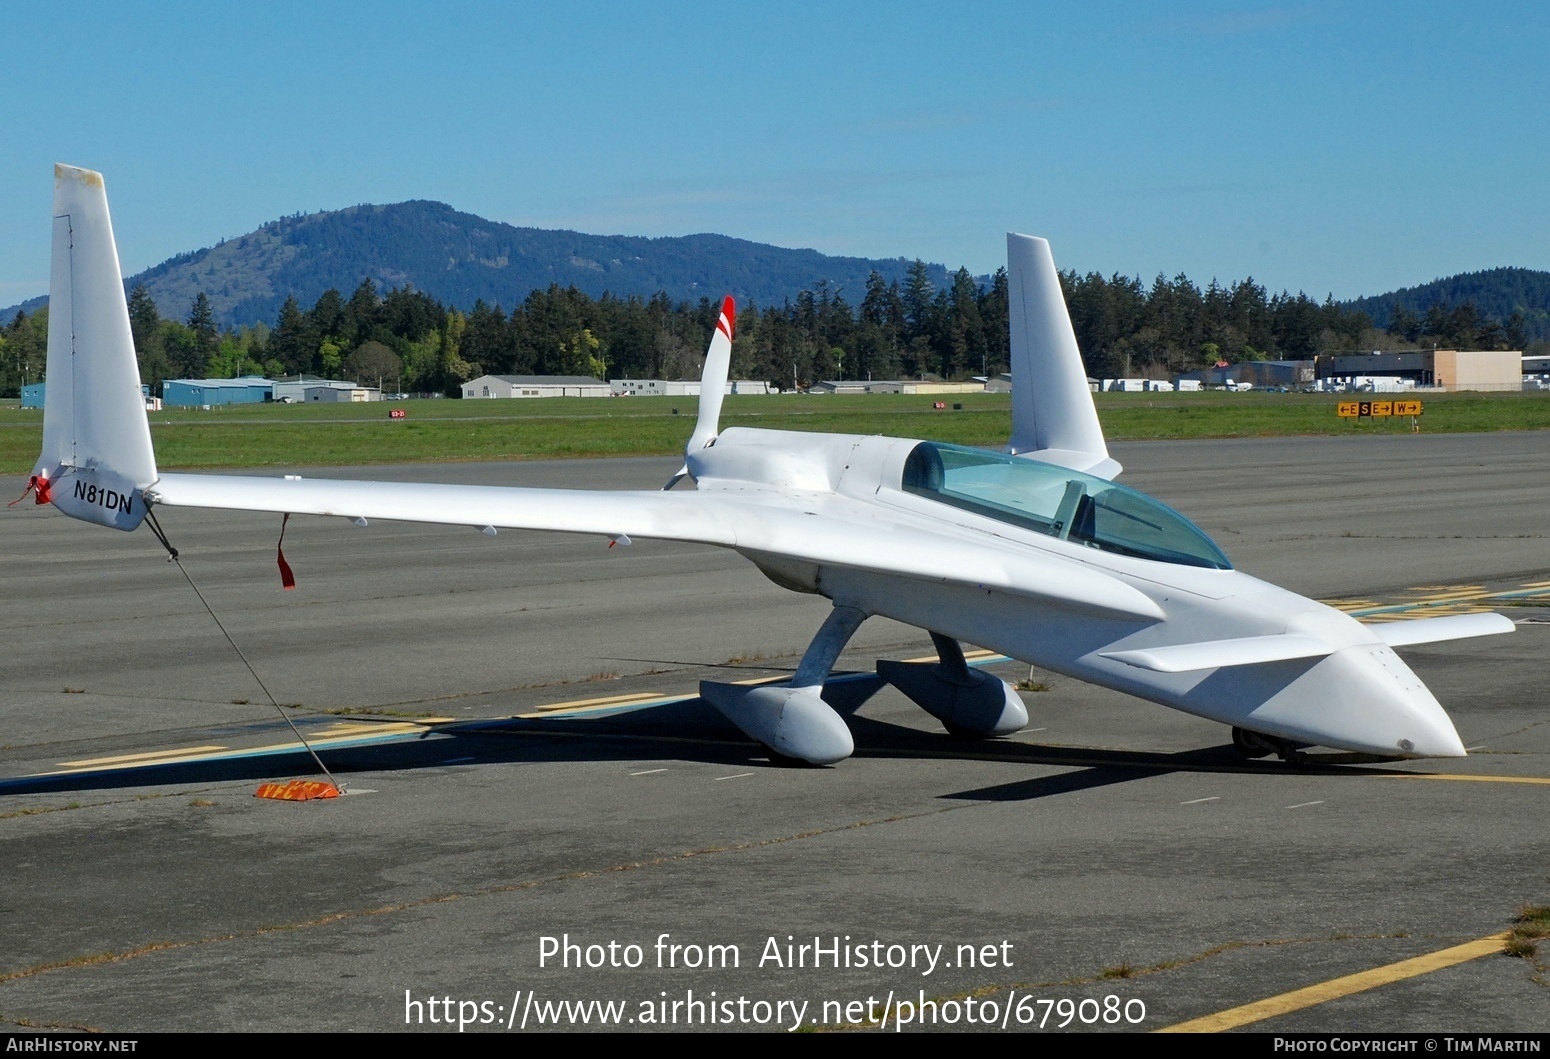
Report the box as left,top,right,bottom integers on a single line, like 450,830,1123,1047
2,200,958,329
1342,266,1550,342
7,199,1547,344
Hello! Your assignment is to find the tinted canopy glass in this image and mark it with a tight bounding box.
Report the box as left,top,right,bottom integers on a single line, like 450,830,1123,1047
901,443,1231,570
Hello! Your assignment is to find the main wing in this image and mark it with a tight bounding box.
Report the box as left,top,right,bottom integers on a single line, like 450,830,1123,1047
145,474,739,547
144,474,1164,622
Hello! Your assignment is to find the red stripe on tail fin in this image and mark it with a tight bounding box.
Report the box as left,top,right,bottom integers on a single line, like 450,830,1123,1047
716,295,735,340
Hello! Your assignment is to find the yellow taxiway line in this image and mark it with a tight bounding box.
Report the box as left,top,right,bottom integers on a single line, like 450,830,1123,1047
1333,578,1550,619
59,745,229,768
1157,932,1510,1032
529,691,668,713
49,724,431,776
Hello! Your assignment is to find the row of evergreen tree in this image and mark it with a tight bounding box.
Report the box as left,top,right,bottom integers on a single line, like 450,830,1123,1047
0,264,1537,398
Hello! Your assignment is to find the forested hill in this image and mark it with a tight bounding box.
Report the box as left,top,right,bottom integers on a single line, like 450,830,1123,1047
0,201,953,329
1344,267,1550,343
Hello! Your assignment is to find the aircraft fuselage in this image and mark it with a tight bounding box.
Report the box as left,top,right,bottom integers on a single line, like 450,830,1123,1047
691,426,1466,759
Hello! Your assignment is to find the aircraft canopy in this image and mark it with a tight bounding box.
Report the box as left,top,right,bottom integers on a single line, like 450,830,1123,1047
902,442,1232,570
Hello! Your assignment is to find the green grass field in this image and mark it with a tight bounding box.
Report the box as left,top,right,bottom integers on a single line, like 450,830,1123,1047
2,389,1548,473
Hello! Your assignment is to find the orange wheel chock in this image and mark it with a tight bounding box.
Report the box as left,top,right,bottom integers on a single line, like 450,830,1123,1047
255,780,341,801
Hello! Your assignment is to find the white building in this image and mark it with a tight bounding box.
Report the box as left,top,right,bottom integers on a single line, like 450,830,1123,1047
463,375,611,399
610,379,773,397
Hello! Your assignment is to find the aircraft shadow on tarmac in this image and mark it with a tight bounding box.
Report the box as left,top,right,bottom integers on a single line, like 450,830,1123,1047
0,673,1415,799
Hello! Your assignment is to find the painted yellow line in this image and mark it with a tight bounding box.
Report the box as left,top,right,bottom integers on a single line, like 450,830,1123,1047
57,717,457,771
316,722,425,737
42,726,443,777
531,691,665,712
1381,773,1550,786
1326,600,1380,612
203,726,438,757
1403,587,1487,603
901,648,1002,664
1157,933,1509,1033
1363,605,1499,622
60,745,228,768
1331,578,1550,618
320,716,457,729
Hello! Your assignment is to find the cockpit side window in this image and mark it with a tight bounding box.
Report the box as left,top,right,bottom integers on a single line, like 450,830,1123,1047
899,442,1231,570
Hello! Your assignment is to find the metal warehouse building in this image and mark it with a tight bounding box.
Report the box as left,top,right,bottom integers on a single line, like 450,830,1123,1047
162,377,273,406
272,376,379,403
25,382,160,409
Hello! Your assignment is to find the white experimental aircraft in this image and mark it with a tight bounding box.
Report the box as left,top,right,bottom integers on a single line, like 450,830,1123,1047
28,163,1515,766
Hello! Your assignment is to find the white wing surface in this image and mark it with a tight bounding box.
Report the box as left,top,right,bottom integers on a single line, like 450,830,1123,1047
145,474,1164,622
1371,613,1516,647
146,474,739,546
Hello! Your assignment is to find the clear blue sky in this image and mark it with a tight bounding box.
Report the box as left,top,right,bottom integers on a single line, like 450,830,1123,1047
2,1,1546,309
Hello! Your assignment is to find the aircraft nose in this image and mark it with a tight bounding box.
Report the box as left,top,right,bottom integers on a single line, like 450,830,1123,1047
1352,643,1467,758
1249,643,1467,758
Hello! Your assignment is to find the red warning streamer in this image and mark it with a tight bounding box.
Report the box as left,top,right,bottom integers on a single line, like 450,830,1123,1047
277,513,296,589
7,474,52,508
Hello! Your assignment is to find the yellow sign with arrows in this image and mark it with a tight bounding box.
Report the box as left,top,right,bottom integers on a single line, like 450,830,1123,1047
1338,400,1423,418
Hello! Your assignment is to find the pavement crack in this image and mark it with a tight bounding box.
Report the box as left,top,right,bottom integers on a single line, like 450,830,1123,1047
0,786,236,822
1339,534,1545,541
0,1012,101,1032
1472,717,1550,745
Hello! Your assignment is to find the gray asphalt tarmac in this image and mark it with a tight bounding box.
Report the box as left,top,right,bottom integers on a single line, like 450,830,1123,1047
1,431,1546,1034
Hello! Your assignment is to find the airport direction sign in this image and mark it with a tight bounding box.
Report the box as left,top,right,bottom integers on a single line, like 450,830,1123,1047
1337,400,1423,418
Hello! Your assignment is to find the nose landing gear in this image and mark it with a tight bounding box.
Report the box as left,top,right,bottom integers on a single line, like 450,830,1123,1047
1231,726,1309,765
